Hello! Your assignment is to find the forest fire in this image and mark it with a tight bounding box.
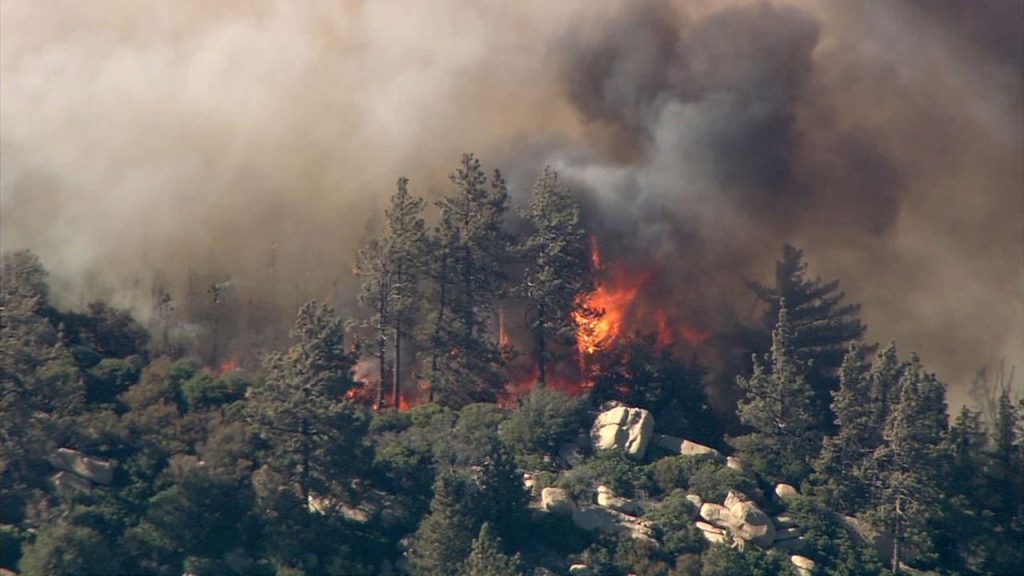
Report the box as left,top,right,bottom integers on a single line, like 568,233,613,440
501,236,711,403
573,266,653,357
206,358,239,376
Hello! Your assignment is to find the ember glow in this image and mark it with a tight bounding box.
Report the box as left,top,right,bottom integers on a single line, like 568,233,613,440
206,358,239,377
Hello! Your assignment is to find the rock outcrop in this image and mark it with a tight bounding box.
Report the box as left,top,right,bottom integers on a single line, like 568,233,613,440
651,434,726,463
726,456,756,481
49,448,114,485
695,521,730,545
699,490,775,549
590,406,654,459
774,483,799,502
572,506,654,541
596,485,645,516
791,554,816,576
541,487,577,514
51,471,93,493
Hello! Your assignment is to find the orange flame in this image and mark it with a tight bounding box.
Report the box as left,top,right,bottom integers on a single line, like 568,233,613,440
206,358,239,376
574,266,651,358
590,234,602,269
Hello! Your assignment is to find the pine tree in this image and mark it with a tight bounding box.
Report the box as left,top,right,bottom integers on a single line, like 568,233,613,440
813,345,875,512
744,244,867,430
384,177,427,409
734,302,818,483
519,167,596,386
458,523,523,576
869,356,947,575
246,302,367,504
356,237,391,408
356,178,427,409
471,443,530,546
422,154,512,406
408,473,478,576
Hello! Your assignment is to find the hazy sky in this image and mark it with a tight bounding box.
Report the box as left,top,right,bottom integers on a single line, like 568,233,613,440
2,0,1021,403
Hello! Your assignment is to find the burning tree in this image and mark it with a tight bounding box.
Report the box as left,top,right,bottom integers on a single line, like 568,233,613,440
520,166,597,388
356,177,427,409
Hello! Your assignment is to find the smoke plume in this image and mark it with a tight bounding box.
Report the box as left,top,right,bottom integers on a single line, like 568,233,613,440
2,0,1021,404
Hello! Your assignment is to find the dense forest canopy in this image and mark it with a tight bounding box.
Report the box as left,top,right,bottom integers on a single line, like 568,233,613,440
1,1,1022,575
1,162,1022,574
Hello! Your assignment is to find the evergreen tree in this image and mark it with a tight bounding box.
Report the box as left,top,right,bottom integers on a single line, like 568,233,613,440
357,237,391,408
471,443,530,546
734,303,818,483
408,472,478,576
868,356,947,575
384,177,427,409
0,251,85,523
458,523,523,576
422,154,511,406
814,345,882,513
519,167,596,386
246,302,367,504
743,245,867,430
982,385,1023,568
356,178,427,409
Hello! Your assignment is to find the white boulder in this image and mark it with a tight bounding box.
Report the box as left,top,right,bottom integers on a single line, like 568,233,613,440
700,491,775,548
51,471,93,493
572,506,654,541
726,456,757,481
49,448,114,485
649,435,726,462
791,555,816,576
541,487,577,514
774,483,799,502
590,406,654,460
596,485,644,516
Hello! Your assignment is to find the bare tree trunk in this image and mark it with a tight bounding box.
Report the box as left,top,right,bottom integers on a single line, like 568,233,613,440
429,252,448,403
392,324,402,410
891,494,902,575
376,283,388,410
536,304,547,387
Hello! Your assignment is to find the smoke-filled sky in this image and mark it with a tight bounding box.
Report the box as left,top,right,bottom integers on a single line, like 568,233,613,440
2,0,1021,403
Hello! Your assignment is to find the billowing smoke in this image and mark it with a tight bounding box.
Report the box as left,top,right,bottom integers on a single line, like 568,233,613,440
2,0,1021,404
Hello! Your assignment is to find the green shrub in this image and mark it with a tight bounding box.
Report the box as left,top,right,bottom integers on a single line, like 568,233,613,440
682,460,757,504
86,358,141,404
559,450,646,500
644,490,705,557
500,386,586,457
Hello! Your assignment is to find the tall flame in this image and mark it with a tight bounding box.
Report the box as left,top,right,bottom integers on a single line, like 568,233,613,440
573,236,652,359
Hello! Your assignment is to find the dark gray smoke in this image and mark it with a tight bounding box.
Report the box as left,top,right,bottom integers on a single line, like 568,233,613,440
1,0,1021,405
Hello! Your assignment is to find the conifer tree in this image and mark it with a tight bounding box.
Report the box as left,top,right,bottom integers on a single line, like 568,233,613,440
743,244,867,429
458,523,523,576
385,177,427,409
356,178,427,409
422,154,511,406
356,237,391,408
734,302,818,483
520,167,596,386
869,356,947,574
246,302,366,503
408,472,478,576
813,345,875,512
